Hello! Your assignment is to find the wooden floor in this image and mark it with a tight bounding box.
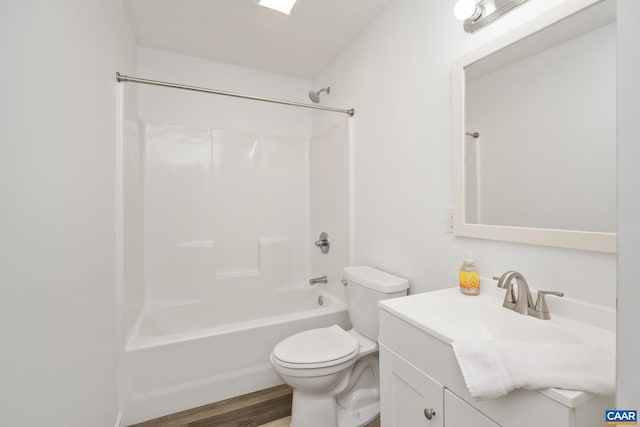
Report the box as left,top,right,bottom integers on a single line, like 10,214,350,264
259,417,379,427
128,384,380,427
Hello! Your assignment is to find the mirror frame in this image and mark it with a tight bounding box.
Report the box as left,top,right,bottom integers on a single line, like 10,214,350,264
452,0,616,253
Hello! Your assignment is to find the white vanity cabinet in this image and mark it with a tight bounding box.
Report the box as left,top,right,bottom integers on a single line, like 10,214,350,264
380,343,498,427
379,343,444,427
445,389,500,427
378,302,614,427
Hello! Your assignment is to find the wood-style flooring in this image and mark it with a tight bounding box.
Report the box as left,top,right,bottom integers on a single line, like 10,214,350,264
128,384,380,427
258,417,379,427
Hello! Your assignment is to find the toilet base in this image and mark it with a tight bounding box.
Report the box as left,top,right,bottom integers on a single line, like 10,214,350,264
337,401,379,427
290,391,339,427
289,392,379,427
288,354,380,427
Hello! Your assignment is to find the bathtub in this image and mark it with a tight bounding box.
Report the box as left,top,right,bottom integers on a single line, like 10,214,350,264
122,286,349,425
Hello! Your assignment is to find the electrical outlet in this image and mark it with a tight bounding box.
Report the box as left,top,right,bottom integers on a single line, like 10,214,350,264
445,207,454,233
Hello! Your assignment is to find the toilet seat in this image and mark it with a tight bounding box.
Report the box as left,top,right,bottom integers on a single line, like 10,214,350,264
272,325,360,369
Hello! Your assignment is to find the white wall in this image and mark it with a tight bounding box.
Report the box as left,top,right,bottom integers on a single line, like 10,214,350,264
616,0,640,409
314,0,616,308
0,1,136,426
137,47,312,137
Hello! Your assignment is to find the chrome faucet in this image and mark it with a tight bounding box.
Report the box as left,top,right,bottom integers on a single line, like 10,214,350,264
493,271,564,319
495,271,533,315
309,276,328,285
494,270,516,309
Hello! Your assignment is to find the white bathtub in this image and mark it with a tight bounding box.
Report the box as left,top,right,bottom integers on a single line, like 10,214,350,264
122,286,349,425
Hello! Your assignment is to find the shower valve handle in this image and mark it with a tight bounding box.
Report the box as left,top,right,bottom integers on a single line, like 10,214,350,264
314,232,330,254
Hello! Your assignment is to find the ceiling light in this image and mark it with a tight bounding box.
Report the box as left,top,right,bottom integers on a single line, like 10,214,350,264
454,0,482,21
255,0,298,15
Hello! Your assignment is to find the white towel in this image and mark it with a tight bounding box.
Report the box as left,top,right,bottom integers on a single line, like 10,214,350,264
451,340,615,400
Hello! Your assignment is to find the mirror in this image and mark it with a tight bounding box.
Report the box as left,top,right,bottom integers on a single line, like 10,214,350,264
452,0,616,253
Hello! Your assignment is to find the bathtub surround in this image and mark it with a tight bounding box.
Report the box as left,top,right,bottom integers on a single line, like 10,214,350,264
133,48,351,301
123,119,145,343
310,111,352,300
121,118,350,422
140,124,311,302
122,47,317,334
120,47,354,423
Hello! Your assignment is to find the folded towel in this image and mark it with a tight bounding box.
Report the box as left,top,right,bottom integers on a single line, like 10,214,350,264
451,340,615,400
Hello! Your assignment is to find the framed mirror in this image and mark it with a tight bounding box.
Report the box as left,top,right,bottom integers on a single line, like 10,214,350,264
452,0,616,253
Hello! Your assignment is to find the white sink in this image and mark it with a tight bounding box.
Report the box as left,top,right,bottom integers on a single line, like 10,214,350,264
380,286,615,349
379,285,616,407
429,299,583,343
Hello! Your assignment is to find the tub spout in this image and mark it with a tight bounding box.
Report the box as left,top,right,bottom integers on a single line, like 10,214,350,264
309,276,328,285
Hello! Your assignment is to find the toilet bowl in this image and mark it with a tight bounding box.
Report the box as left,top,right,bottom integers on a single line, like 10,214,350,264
271,326,378,427
270,267,409,427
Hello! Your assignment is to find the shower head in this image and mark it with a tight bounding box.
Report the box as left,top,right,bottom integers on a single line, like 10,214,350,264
308,87,330,104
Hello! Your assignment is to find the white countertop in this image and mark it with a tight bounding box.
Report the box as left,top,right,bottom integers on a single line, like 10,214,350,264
379,286,616,407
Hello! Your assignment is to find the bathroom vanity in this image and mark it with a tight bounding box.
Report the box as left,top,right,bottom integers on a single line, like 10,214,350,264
378,288,615,427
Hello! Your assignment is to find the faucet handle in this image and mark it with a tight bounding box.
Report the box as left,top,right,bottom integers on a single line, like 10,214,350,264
314,232,330,254
530,290,564,320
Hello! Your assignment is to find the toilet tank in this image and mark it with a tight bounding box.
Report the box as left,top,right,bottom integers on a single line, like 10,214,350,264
343,266,409,340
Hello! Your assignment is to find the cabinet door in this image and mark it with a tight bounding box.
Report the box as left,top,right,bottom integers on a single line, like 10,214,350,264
444,389,500,427
380,344,443,427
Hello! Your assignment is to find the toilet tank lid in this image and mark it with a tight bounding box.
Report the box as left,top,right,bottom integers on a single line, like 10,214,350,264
343,266,409,293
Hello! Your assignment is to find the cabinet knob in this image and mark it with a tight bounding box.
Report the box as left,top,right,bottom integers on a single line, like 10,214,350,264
424,408,436,420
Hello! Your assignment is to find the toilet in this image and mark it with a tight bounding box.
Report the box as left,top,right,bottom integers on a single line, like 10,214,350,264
270,266,409,427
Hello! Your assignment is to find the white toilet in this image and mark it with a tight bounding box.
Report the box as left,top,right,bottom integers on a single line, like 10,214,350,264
270,266,409,427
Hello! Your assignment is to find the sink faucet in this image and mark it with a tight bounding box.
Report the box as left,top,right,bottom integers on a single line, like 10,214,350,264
309,276,328,285
495,271,534,315
493,271,564,319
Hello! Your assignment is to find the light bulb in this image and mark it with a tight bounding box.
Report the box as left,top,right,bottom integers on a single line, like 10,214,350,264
454,0,480,21
256,0,297,15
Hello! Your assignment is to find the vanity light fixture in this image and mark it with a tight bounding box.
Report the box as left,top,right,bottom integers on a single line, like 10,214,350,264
254,0,298,15
455,0,532,33
454,0,483,21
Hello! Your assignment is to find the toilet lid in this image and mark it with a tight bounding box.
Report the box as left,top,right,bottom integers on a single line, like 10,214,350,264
273,325,359,366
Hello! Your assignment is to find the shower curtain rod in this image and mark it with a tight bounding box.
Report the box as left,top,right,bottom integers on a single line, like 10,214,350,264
116,73,355,117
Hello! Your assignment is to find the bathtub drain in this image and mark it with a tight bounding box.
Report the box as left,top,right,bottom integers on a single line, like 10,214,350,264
318,295,324,306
